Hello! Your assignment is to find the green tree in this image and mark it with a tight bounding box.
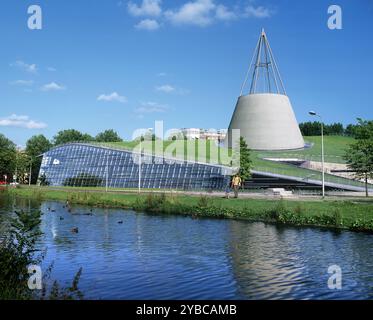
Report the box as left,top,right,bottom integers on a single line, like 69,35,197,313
0,134,16,182
0,209,42,299
299,121,322,136
238,137,252,183
14,151,30,184
25,135,52,184
95,129,122,142
53,129,94,145
344,119,373,197
353,118,373,140
0,207,83,300
345,124,358,137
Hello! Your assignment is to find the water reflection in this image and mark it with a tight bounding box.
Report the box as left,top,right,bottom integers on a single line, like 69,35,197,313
0,197,372,300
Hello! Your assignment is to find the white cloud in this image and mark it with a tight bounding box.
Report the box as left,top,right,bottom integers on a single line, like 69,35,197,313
155,84,175,93
0,114,47,129
41,82,66,91
165,0,216,27
97,92,128,103
244,5,274,18
135,101,168,113
47,67,57,72
135,19,160,30
11,60,37,73
9,80,34,86
155,84,189,95
215,4,237,21
128,0,162,17
159,1,274,27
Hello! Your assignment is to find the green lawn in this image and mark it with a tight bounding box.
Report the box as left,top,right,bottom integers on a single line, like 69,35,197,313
256,136,354,164
98,136,353,163
96,136,354,165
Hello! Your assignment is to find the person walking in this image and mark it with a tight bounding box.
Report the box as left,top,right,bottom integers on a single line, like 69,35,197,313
231,175,242,198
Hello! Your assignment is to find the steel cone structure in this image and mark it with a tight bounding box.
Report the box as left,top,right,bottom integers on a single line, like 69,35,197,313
225,29,305,150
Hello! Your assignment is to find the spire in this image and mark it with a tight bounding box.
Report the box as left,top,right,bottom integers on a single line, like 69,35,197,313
240,29,287,96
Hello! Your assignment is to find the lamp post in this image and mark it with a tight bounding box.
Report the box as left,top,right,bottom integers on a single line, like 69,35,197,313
29,157,33,187
106,151,110,193
309,111,325,198
138,138,142,194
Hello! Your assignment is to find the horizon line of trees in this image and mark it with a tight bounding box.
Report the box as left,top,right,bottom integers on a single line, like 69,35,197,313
0,129,123,185
299,121,360,136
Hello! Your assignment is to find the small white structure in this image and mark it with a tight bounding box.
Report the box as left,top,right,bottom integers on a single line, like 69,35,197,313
182,128,201,140
225,29,304,151
169,128,227,141
267,188,294,198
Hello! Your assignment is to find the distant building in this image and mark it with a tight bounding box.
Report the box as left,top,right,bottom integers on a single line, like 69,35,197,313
200,129,227,141
168,128,227,141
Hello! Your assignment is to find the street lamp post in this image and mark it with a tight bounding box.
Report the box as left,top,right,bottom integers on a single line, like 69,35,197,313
309,111,325,198
29,159,32,187
106,152,109,193
138,138,142,194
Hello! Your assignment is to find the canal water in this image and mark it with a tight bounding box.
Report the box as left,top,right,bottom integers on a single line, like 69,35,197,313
0,196,372,299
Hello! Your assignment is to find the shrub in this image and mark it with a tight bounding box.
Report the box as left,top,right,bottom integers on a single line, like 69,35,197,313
0,209,84,300
197,195,210,208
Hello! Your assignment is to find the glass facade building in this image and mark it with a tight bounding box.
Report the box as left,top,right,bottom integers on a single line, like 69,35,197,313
39,143,232,190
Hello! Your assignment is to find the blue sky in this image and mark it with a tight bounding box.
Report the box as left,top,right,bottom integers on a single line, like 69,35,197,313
1,0,373,146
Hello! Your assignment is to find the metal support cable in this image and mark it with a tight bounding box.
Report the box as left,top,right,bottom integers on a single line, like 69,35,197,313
252,34,263,94
240,33,261,96
266,37,287,95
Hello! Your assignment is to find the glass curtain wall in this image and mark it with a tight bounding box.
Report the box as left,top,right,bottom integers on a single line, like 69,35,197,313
39,144,231,190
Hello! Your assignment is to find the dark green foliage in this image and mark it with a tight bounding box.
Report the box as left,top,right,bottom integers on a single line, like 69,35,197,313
344,119,373,197
95,129,122,142
25,135,52,184
350,219,373,232
46,268,83,300
0,210,42,299
345,124,358,137
353,118,373,140
63,173,103,187
130,193,373,233
0,209,84,300
143,193,167,210
0,134,16,181
299,121,361,136
197,195,210,208
53,129,94,145
238,137,252,183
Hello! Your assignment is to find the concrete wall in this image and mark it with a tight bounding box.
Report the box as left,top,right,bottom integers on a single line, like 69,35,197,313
226,93,305,150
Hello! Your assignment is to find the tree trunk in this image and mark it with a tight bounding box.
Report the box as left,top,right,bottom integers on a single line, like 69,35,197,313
365,173,369,197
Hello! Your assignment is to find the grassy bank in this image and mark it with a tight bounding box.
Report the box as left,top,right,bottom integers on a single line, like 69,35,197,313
3,186,373,233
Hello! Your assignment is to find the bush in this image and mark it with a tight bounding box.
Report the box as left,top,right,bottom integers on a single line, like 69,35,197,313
197,195,210,208
0,209,84,300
